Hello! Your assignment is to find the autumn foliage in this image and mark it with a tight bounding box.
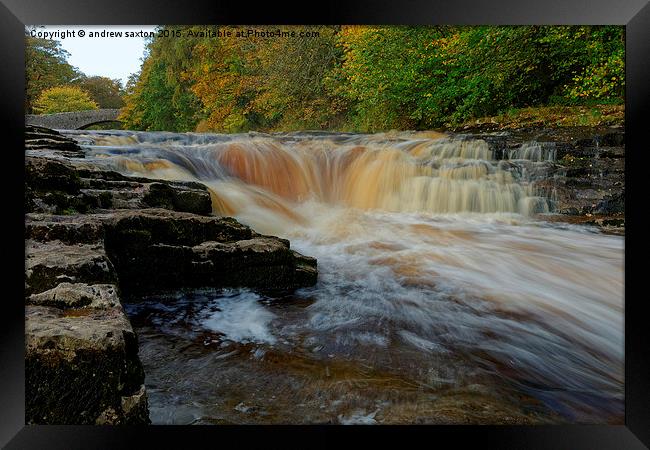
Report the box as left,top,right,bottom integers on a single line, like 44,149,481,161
120,25,625,132
33,85,98,114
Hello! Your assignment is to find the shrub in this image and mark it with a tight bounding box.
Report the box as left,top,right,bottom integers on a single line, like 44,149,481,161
33,85,98,114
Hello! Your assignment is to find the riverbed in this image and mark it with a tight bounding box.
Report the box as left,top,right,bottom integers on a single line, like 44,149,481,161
65,129,624,424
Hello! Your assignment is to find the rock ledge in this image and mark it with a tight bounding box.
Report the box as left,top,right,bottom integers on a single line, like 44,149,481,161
24,126,318,424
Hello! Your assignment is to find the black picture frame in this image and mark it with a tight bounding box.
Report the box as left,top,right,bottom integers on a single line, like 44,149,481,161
2,0,648,448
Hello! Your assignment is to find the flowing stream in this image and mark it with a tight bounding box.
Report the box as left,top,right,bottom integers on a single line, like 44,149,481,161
65,129,624,424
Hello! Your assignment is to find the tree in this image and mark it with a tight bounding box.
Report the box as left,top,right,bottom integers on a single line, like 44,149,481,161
335,25,624,129
33,86,98,114
334,25,450,131
120,26,207,131
75,76,125,108
246,25,345,131
117,25,625,132
25,28,80,113
561,26,625,102
120,58,181,131
188,25,345,132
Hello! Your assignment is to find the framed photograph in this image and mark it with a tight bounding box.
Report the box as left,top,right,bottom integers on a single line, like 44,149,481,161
2,0,648,447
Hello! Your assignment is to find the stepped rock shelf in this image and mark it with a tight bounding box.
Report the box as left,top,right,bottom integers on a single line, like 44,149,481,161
24,126,318,424
459,125,624,229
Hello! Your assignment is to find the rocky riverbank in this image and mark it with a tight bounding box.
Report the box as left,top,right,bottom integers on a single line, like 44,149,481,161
24,126,318,424
453,124,625,234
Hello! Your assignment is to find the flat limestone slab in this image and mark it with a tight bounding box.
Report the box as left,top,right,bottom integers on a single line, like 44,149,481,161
25,240,117,295
28,282,120,309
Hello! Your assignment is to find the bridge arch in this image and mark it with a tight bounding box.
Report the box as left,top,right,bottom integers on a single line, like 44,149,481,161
77,119,124,130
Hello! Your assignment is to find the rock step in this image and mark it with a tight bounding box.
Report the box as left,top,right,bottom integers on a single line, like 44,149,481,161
27,282,120,309
25,125,85,157
104,209,253,246
25,240,117,296
102,209,317,295
26,155,213,216
26,214,105,244
25,304,149,424
112,237,317,295
26,209,319,297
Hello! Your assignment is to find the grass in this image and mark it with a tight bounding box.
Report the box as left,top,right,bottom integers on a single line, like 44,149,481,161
450,104,624,131
59,207,78,215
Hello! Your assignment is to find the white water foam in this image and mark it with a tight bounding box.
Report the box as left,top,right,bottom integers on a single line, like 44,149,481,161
200,291,277,345
338,409,380,425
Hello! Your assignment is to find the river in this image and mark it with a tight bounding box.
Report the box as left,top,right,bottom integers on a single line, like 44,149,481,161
63,129,624,424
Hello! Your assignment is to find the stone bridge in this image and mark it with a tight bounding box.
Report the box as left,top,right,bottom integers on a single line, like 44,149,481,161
25,109,122,130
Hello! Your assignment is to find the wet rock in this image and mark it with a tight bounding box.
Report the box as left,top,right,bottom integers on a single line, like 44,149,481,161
551,142,575,161
94,385,149,425
291,251,320,287
25,157,103,214
25,209,317,296
542,213,625,235
141,181,212,215
104,208,253,246
25,305,149,424
28,283,120,309
599,131,625,147
22,126,319,425
594,190,625,215
25,138,82,154
25,240,117,296
26,155,213,216
75,166,139,182
118,384,149,424
25,213,105,244
585,217,625,234
476,127,624,219
25,157,81,193
598,147,625,159
25,125,84,156
103,209,317,295
558,207,580,215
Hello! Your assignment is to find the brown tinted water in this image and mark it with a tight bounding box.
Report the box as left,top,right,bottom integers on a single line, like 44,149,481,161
66,130,623,424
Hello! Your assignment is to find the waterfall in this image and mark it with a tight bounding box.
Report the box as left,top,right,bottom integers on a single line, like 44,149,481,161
65,129,623,424
508,141,557,162
68,130,551,219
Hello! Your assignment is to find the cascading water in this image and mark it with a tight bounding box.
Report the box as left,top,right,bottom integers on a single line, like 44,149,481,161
65,129,623,425
508,141,557,162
